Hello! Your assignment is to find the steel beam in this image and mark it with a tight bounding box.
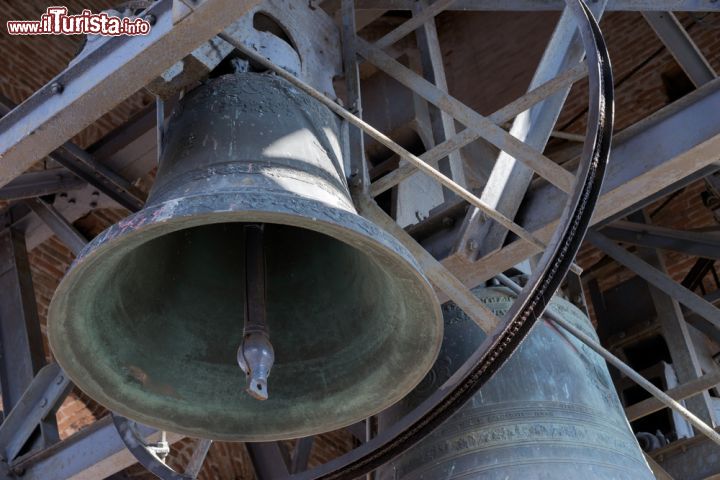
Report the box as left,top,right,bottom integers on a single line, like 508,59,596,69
341,0,368,189
413,0,465,191
0,170,85,201
0,96,145,212
587,231,720,330
442,77,720,291
623,211,716,428
349,0,720,11
11,106,158,252
358,194,500,333
25,198,88,256
246,442,291,479
644,453,675,480
0,0,263,189
184,439,212,478
625,370,720,422
453,2,606,261
356,38,576,194
602,220,720,260
643,11,716,87
0,229,47,412
10,416,184,480
370,62,588,196
0,363,72,465
0,228,59,456
653,430,720,480
290,437,314,474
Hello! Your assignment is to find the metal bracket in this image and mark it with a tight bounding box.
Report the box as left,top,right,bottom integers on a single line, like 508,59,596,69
112,414,211,480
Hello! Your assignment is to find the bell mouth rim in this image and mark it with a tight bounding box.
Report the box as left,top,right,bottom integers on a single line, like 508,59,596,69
48,191,443,441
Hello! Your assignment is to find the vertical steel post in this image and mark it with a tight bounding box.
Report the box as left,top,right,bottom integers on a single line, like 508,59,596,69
341,0,369,191
630,212,717,429
0,228,59,451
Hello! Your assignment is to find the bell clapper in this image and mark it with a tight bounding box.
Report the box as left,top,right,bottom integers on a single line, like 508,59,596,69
237,223,275,401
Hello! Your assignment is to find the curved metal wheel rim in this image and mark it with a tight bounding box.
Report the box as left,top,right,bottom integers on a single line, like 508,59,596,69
112,413,194,480
288,0,614,478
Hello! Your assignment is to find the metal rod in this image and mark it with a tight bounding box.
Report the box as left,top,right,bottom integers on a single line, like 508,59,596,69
495,273,720,448
237,224,274,401
625,371,720,422
156,96,165,164
217,32,547,251
370,62,588,196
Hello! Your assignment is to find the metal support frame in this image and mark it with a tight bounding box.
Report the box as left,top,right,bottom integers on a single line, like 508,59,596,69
412,0,465,191
356,38,576,194
0,1,716,478
0,228,58,457
642,11,716,87
290,437,314,474
0,0,264,189
0,170,85,201
247,442,291,479
637,211,716,427
453,1,606,261
601,220,720,260
10,416,184,480
0,95,144,212
444,78,720,289
0,363,72,468
24,198,88,256
587,231,720,333
370,62,588,196
625,370,720,422
340,0,368,189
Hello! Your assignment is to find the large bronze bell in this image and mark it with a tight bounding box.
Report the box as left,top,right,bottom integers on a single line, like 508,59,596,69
48,73,443,441
379,286,653,479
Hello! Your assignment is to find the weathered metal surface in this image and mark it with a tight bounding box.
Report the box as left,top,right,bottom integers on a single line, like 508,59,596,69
25,198,88,256
0,0,264,189
11,416,184,480
288,2,612,476
654,431,720,480
378,286,654,480
444,77,720,291
588,231,720,333
0,363,71,466
0,230,48,415
601,220,720,260
452,1,606,262
0,228,60,463
0,169,85,201
47,73,442,442
151,0,342,100
642,10,716,87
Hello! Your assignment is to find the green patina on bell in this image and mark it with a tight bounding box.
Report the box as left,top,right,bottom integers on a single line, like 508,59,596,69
48,73,443,441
